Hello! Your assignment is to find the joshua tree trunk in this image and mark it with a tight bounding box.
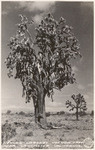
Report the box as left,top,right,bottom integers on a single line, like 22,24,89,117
76,105,79,121
34,85,47,127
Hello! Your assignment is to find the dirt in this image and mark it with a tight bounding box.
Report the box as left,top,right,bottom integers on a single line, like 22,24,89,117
1,111,94,149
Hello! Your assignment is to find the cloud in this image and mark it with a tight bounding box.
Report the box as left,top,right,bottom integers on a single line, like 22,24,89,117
2,1,56,25
33,14,43,24
2,1,56,17
18,1,56,12
18,1,56,24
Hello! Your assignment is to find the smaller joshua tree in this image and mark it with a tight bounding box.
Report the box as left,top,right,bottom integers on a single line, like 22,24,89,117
66,93,87,120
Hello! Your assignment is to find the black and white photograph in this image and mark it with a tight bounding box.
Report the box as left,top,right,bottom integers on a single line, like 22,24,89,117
1,1,94,149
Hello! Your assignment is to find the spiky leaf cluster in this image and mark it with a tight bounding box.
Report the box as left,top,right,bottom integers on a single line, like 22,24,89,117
5,13,81,103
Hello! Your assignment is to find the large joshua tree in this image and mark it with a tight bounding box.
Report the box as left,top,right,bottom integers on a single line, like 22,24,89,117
5,13,81,128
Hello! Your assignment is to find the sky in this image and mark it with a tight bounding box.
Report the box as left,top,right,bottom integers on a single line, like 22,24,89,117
1,1,94,113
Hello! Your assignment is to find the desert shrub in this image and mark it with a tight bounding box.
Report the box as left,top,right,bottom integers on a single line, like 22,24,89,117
57,112,60,115
52,122,63,127
2,122,16,144
60,138,63,141
24,131,33,136
6,110,11,115
46,112,50,117
24,123,32,129
14,122,24,127
57,111,65,115
14,122,21,127
44,132,51,136
25,113,34,117
85,119,88,122
79,111,87,116
19,111,25,115
60,111,65,115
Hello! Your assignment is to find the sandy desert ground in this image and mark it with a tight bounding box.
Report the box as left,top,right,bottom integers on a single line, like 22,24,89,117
1,111,94,149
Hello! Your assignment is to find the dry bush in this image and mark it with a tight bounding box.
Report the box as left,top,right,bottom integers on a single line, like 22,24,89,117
24,131,33,137
57,111,65,115
46,112,50,117
6,110,11,115
2,121,16,144
44,132,51,136
14,121,25,127
18,111,26,115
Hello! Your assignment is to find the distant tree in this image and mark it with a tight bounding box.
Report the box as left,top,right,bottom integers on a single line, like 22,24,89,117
5,13,81,128
66,93,87,120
